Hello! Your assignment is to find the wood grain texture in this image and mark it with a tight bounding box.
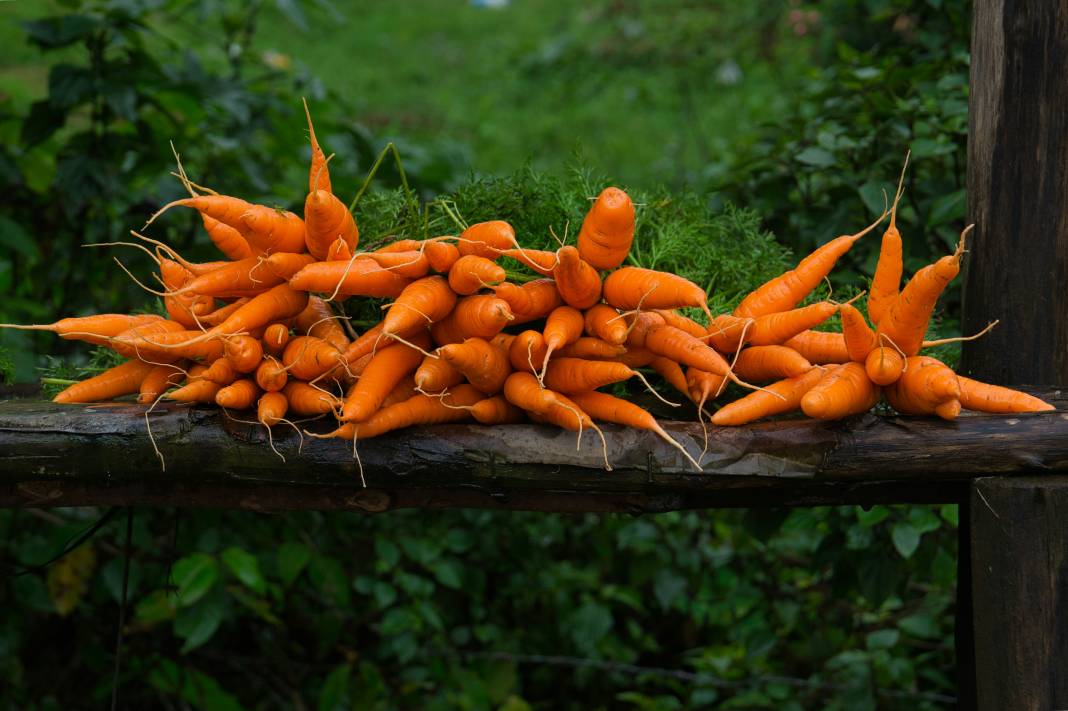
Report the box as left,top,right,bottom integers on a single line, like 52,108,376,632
970,476,1068,711
0,396,1064,511
963,0,1068,385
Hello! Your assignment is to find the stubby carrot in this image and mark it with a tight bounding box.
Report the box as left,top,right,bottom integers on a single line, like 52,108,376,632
603,267,712,322
553,246,602,309
576,187,635,270
799,363,880,420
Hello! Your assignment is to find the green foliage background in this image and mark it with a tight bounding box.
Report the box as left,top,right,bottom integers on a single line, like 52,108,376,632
0,0,970,708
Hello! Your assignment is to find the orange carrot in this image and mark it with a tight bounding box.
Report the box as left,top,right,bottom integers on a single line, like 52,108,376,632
257,391,289,427
289,259,411,298
448,255,506,295
414,354,464,393
686,367,726,408
282,336,345,381
438,338,511,394
305,189,359,260
360,250,431,279
263,323,291,355
425,239,460,273
374,239,423,253
781,331,851,365
627,313,731,377
138,363,187,404
746,302,838,347
492,279,563,324
53,359,157,404
711,368,826,425
0,313,163,346
734,213,886,318
255,356,288,392
867,152,909,325
320,385,483,440
603,267,712,321
544,357,635,393
732,345,813,382
491,331,516,353
500,248,558,276
283,381,342,416
200,357,238,386
199,298,250,327
467,396,527,425
553,246,602,310
381,377,418,408
541,305,585,374
160,258,214,327
864,346,905,386
557,337,627,360
577,187,635,270
957,376,1055,413
509,330,548,374
166,373,222,404
294,296,349,350
584,303,627,345
883,356,960,419
705,314,752,353
800,363,880,420
146,195,254,234
303,98,332,194
383,276,457,338
200,215,253,261
216,378,261,409
876,226,971,356
458,221,515,258
431,295,513,345
240,206,307,255
649,357,689,397
224,335,264,373
340,333,430,421
840,303,877,361
654,310,707,339
264,252,318,281
616,346,657,369
111,328,224,362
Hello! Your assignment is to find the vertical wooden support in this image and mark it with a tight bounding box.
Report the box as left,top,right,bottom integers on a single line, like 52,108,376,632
955,495,977,710
970,476,1068,710
963,0,1068,385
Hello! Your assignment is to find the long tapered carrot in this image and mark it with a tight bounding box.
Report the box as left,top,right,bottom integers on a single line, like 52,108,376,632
282,336,345,380
240,206,307,255
839,303,878,361
53,359,157,404
711,368,826,425
540,305,585,376
289,258,411,298
799,362,880,420
603,267,712,322
295,296,349,349
867,152,910,325
734,211,887,318
138,363,187,404
745,301,839,347
553,246,602,309
340,332,430,422
649,357,690,397
957,376,1055,413
0,314,163,345
145,195,254,233
627,313,731,377
200,214,253,261
317,385,484,441
544,357,637,393
577,187,636,270
585,303,627,345
304,98,332,195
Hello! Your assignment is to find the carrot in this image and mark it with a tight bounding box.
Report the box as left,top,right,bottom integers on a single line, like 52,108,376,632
876,226,971,356
240,206,307,255
491,331,516,353
649,357,689,397
381,377,418,408
169,257,282,298
305,190,359,260
543,357,636,393
868,152,909,325
383,276,457,339
732,345,813,382
414,354,464,393
705,314,752,353
509,330,548,374
282,336,345,381
200,357,237,386
840,303,877,361
711,368,826,425
265,252,318,281
799,362,880,420
568,390,702,472
425,239,460,273
448,255,506,295
327,237,352,261
294,296,349,349
431,295,514,345
53,359,157,404
199,298,250,327
320,385,484,441
654,310,707,339
503,373,595,435
138,363,187,403
289,259,411,299
303,98,332,194
577,187,635,270
458,221,516,258
145,195,254,234
746,302,838,347
492,279,563,323
166,374,222,404
584,303,627,345
201,215,253,261
733,212,887,318
627,313,731,378
111,328,224,362
208,284,309,338
224,335,264,373
466,396,527,425
686,367,726,408
160,258,215,327
603,267,712,321
255,356,288,392
340,332,431,421
0,313,163,346
500,248,558,276
374,239,423,253
360,250,430,279
257,391,289,427
215,378,261,409
557,337,627,360
283,380,342,416
438,338,511,394
541,305,585,375
957,376,1055,413
884,356,961,419
262,323,290,355
864,346,906,386
616,346,657,369
782,330,851,365
553,246,602,309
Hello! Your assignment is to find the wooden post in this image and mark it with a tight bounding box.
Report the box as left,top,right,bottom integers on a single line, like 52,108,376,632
970,476,1068,710
963,0,1068,386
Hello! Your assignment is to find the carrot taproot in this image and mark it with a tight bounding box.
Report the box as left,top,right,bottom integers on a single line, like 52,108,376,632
466,396,527,425
204,284,308,339
491,331,516,353
448,255,506,295
414,353,464,393
746,302,838,347
799,362,880,420
557,337,627,360
541,305,585,374
0,313,163,345
374,239,422,253
686,367,726,407
732,345,813,382
282,336,345,381
319,385,484,441
840,303,877,361
224,335,263,373
294,296,349,349
616,346,657,369
198,298,250,327
553,246,602,309
864,346,906,386
159,258,215,327
627,313,731,378
257,391,289,427
327,237,351,261
53,359,157,404
733,212,887,318
500,248,558,276
781,330,851,365
438,337,511,394
711,367,826,425
289,259,411,299
883,356,960,419
867,152,909,325
654,310,707,339
876,226,971,356
603,267,712,321
145,195,254,234
169,256,282,298
381,377,418,408
138,363,187,404
584,303,627,345
509,330,548,374
283,380,342,416
425,239,460,273
215,378,261,409
492,279,563,324
112,328,223,362
383,276,457,339
200,357,237,386
240,206,307,255
340,332,431,421
431,295,513,345
458,221,515,258
544,357,635,393
255,356,288,392
166,373,222,404
957,376,1055,413
577,187,635,270
201,214,253,261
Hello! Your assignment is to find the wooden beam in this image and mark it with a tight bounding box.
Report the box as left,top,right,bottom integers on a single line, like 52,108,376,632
963,0,1068,386
0,398,1065,512
969,476,1068,710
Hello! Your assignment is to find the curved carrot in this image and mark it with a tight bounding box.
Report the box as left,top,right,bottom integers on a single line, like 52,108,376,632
839,303,877,361
492,279,563,324
383,276,457,338
584,303,627,345
200,214,253,261
340,332,430,422
553,246,602,309
138,363,187,404
320,385,484,441
294,296,349,350
500,248,558,276
458,221,516,259
541,305,585,375
448,255,506,295
649,357,689,397
868,152,909,325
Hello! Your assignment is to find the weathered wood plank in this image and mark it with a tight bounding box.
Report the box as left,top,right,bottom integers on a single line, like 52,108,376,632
0,396,1064,511
970,476,1068,711
963,0,1068,385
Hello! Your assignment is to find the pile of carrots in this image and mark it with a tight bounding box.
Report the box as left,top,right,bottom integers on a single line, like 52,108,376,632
4,110,1052,473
